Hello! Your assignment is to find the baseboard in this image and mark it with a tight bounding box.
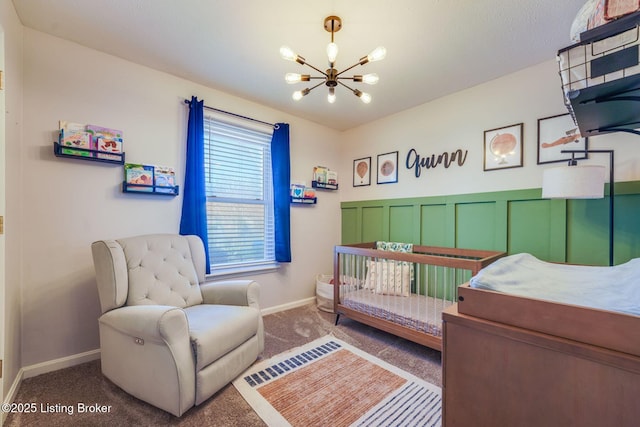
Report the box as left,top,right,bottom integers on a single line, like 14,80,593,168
2,367,24,424
22,348,101,379
261,297,316,316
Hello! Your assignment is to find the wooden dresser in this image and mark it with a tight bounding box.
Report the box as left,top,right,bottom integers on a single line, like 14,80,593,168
442,303,640,427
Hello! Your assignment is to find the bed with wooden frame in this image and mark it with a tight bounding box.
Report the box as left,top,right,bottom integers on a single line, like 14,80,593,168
442,254,640,426
332,242,505,351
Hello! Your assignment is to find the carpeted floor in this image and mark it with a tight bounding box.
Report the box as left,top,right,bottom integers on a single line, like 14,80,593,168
5,303,442,426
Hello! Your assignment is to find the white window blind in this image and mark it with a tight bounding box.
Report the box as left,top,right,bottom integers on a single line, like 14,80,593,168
204,116,275,272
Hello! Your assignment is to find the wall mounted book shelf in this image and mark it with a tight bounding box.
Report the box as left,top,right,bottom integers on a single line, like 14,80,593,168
53,142,125,165
290,196,317,204
122,181,179,196
312,180,338,190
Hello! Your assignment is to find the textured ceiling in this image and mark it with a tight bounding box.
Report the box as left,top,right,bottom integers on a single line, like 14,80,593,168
12,0,586,130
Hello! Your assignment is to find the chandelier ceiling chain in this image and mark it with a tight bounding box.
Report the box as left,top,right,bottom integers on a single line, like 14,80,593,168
280,15,386,104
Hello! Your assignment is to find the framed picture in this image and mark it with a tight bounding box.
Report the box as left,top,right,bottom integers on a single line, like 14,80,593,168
377,151,398,184
483,123,523,171
537,113,588,164
353,157,371,187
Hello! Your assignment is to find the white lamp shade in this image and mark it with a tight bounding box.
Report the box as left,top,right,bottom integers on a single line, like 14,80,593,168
542,165,606,199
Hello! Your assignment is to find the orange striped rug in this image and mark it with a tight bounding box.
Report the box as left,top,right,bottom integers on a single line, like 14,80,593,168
233,336,441,427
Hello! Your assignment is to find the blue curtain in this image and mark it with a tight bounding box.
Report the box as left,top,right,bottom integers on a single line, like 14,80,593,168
271,123,291,262
180,96,211,273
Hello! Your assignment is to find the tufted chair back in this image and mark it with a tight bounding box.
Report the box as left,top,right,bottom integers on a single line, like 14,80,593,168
92,234,207,313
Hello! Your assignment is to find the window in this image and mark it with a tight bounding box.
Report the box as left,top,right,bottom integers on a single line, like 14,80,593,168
204,116,275,274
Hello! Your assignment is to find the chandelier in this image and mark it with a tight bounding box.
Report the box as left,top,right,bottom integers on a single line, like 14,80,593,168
280,15,386,104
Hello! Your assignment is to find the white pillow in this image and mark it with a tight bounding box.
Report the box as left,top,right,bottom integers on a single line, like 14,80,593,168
365,260,410,297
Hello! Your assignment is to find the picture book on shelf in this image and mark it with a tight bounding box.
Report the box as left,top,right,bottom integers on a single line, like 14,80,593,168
96,140,122,159
59,121,86,135
87,124,123,156
59,121,93,151
124,163,154,192
154,166,176,193
86,124,123,140
313,166,328,183
96,137,123,154
326,170,338,186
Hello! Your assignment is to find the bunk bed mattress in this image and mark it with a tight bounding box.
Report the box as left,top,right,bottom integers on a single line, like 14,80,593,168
342,289,454,337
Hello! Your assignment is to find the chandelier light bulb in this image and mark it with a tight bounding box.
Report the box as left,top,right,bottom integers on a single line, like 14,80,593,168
280,46,297,62
285,73,302,84
354,89,371,103
326,42,338,63
292,88,310,101
367,46,387,62
361,73,379,85
328,87,336,103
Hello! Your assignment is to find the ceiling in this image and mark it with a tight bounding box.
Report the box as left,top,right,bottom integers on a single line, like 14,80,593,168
12,0,586,131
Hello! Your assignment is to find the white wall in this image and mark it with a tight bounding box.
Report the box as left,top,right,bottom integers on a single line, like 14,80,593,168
339,60,640,202
1,0,24,403
19,28,342,366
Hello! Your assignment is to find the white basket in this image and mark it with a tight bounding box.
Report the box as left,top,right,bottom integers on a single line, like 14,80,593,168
316,274,335,313
316,274,360,313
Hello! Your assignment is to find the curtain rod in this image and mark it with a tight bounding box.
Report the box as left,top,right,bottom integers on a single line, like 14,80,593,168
183,99,278,129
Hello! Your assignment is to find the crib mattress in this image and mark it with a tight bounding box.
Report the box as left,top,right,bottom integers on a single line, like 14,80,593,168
342,289,454,337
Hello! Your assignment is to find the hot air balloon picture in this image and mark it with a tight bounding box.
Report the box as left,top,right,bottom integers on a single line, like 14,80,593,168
377,151,399,184
353,156,371,187
483,123,523,171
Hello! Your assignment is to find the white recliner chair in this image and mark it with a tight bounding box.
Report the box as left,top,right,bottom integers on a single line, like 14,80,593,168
91,233,264,416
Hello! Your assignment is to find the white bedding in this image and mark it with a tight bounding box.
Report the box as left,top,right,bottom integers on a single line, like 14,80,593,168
470,253,640,317
342,289,454,336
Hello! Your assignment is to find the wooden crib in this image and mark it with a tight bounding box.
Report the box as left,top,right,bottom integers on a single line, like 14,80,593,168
333,242,505,351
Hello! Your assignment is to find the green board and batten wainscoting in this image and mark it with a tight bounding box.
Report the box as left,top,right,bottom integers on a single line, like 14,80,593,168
341,180,640,266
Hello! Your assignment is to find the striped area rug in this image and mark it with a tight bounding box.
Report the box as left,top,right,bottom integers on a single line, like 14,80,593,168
233,335,441,427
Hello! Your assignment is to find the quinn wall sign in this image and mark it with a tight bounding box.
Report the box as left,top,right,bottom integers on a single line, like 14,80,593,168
405,148,468,178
